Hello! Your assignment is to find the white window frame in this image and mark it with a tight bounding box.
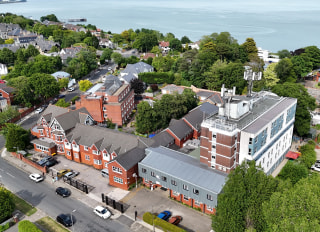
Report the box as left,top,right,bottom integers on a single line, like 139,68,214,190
85,155,90,161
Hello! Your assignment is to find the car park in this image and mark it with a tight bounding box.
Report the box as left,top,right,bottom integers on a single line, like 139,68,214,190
56,214,73,227
37,156,53,166
93,206,111,219
64,171,79,179
29,173,44,182
56,187,71,197
169,215,182,225
43,159,58,168
157,210,171,221
57,169,72,178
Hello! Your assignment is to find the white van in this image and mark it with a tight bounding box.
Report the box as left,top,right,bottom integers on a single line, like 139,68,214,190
101,169,109,177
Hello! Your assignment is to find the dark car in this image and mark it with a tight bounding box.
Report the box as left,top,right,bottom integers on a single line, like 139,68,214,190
37,156,53,166
58,94,66,99
43,159,57,168
169,215,182,225
56,214,73,227
56,187,71,197
157,210,171,221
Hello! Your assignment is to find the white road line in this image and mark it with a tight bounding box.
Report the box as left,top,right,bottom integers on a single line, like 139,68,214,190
6,172,15,178
0,168,4,172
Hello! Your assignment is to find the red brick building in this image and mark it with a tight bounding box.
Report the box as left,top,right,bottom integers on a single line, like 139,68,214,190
0,84,15,111
75,75,134,126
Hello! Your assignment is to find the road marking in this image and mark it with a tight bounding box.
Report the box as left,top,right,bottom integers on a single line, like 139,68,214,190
6,172,15,178
0,168,3,172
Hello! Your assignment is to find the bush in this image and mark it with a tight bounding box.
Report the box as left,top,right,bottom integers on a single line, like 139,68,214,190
277,161,308,185
0,221,11,232
0,187,15,223
70,96,79,104
299,143,316,168
139,72,174,84
18,220,41,232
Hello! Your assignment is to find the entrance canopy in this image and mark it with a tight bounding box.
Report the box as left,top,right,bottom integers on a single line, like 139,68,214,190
285,151,301,160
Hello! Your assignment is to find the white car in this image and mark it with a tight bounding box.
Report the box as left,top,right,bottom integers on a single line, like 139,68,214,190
29,173,44,182
67,87,75,92
311,164,320,172
93,206,111,219
35,107,45,114
64,171,79,179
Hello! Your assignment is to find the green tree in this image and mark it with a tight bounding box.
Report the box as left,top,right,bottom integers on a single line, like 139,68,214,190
0,106,20,125
58,78,69,90
8,76,34,107
18,220,42,232
275,58,296,83
132,32,158,52
304,45,320,69
242,38,258,57
272,83,316,136
181,36,191,44
291,53,313,78
263,174,320,231
277,49,291,59
212,161,279,232
298,142,316,168
263,63,279,88
4,38,14,44
40,14,59,22
169,38,182,51
136,101,155,134
0,186,15,223
111,52,124,65
100,48,113,64
277,161,308,185
0,47,15,66
79,79,93,92
55,99,70,108
29,73,60,101
3,123,30,152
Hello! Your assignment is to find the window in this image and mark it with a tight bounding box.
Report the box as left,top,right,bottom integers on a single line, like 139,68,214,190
161,176,167,182
142,168,146,173
112,166,122,174
207,205,213,212
94,159,101,165
93,150,98,155
193,189,199,195
194,201,200,206
74,153,79,158
183,184,189,191
171,180,177,186
212,134,216,139
183,195,189,201
113,176,123,184
207,194,213,201
249,138,252,144
151,171,155,177
66,151,71,156
39,129,44,136
212,145,216,149
103,107,106,111
254,137,258,144
84,146,88,151
85,155,90,161
172,191,179,196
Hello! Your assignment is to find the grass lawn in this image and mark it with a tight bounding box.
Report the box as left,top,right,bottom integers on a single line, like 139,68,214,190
11,194,37,216
36,217,69,232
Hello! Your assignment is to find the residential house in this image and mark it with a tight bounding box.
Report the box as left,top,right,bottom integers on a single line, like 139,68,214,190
138,146,228,214
107,147,146,190
31,105,94,155
51,71,75,88
165,119,194,148
0,23,21,39
159,41,170,53
0,44,20,53
59,46,82,64
15,34,38,48
75,75,134,126
0,64,8,76
161,84,185,95
141,53,156,60
119,61,154,84
0,84,15,111
99,38,114,49
63,24,86,33
34,36,60,54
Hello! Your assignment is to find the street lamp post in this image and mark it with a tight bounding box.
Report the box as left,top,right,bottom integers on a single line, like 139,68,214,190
71,209,76,232
132,173,137,189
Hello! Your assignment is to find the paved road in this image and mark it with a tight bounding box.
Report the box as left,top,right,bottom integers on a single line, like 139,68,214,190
0,156,131,232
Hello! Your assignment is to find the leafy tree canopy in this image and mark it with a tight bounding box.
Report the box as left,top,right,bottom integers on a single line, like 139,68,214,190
3,123,30,152
79,79,93,92
0,186,15,223
40,14,59,22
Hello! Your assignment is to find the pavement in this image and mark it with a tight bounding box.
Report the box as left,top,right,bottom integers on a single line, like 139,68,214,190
1,148,161,232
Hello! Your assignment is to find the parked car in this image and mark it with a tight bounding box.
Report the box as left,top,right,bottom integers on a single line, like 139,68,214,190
315,160,320,164
93,206,111,219
49,98,57,104
57,169,72,178
101,168,109,177
56,214,73,227
67,87,75,92
35,107,45,114
157,211,171,221
311,164,320,172
58,94,66,99
37,156,53,166
56,187,71,197
29,173,44,182
0,80,5,84
169,215,182,225
64,171,79,179
43,159,58,168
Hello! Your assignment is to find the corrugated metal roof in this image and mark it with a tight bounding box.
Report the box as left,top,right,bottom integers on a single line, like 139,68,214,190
140,146,227,193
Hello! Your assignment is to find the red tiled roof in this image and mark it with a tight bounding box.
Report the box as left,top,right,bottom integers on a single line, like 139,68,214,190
285,151,301,160
159,41,169,47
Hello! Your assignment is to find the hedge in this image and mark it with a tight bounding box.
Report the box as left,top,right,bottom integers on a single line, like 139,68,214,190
138,72,174,84
142,212,186,232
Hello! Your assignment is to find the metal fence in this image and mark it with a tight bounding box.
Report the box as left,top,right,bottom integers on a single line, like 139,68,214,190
62,176,94,194
101,193,129,213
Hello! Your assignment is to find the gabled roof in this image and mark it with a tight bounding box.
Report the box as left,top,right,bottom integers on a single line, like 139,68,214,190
54,107,92,131
102,75,122,95
150,131,175,148
159,41,170,47
196,91,215,99
51,71,70,80
110,147,146,171
66,124,149,155
167,119,193,139
183,102,219,130
0,84,15,94
206,93,223,105
121,62,153,75
140,146,227,193
38,105,69,124
121,73,136,83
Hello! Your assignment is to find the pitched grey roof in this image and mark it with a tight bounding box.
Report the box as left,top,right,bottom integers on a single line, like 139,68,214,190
150,131,175,147
197,91,214,99
0,84,15,93
207,93,223,105
122,62,153,75
66,124,148,155
54,107,91,131
102,75,122,95
141,146,227,193
31,139,56,148
0,44,20,53
122,73,136,83
167,119,193,139
38,105,69,124
111,147,146,170
183,102,219,130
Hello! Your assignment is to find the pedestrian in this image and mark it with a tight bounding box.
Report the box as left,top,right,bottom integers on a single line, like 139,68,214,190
52,176,55,184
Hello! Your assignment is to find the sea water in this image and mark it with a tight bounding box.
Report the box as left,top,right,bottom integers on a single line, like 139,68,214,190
1,0,320,52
